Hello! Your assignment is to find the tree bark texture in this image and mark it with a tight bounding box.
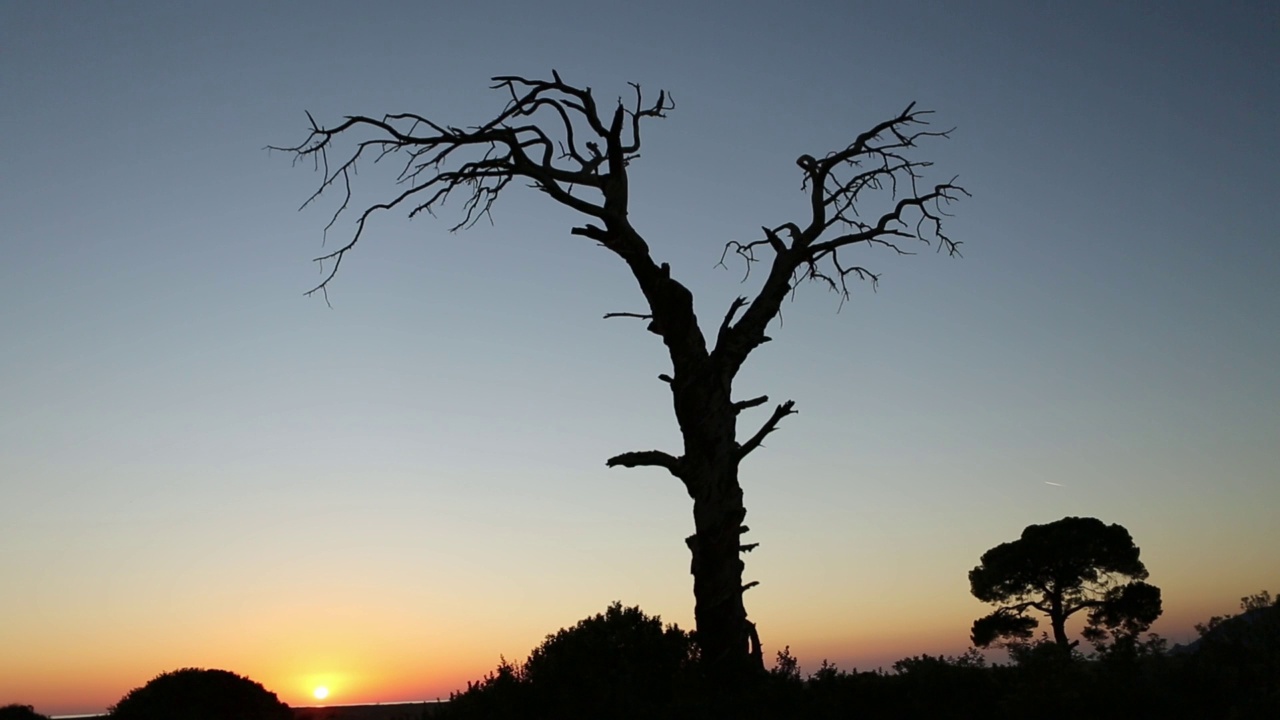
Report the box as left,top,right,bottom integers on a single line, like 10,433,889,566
674,362,757,676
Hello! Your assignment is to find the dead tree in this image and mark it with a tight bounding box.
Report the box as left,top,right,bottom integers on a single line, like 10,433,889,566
271,72,966,681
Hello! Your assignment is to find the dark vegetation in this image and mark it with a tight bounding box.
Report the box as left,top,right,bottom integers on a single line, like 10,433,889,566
272,71,965,680
9,522,1274,718
107,668,292,720
437,590,1280,720
0,705,50,720
426,519,1274,717
969,516,1163,652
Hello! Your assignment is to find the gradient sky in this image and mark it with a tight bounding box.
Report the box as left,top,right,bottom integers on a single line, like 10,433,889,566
2,0,1277,715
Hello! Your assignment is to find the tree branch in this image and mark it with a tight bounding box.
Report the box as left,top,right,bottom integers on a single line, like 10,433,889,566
276,71,716,383
1063,598,1106,618
606,449,682,474
711,105,966,377
732,395,769,414
737,400,796,460
717,296,749,348
271,71,674,299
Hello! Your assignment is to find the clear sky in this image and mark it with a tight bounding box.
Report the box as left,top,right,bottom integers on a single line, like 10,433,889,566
2,0,1277,715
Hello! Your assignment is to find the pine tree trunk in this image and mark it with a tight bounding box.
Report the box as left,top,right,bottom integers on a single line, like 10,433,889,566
1049,594,1071,649
1051,615,1070,649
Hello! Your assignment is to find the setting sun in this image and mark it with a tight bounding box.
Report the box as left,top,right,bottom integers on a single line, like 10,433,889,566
313,686,329,701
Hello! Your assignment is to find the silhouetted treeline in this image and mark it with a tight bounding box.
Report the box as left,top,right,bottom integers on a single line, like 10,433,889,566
438,596,1280,720
6,594,1274,720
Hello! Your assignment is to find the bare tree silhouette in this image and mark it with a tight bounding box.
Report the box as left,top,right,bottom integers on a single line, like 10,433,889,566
272,71,966,680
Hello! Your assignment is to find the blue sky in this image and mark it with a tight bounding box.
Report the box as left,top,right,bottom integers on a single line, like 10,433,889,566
2,1,1278,713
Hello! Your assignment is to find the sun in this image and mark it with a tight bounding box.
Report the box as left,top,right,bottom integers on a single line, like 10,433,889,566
313,686,329,701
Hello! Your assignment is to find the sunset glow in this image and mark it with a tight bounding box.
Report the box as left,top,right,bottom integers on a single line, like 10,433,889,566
2,2,1276,717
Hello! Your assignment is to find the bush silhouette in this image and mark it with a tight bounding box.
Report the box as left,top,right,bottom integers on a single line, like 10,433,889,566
443,602,697,719
108,668,292,720
0,705,50,720
523,602,696,707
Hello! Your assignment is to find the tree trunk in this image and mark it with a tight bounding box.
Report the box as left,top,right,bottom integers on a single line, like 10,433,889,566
673,364,763,681
1049,594,1071,649
687,466,753,675
1050,615,1070,648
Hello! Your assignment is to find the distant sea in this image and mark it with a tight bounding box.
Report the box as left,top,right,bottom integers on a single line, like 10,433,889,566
51,701,447,720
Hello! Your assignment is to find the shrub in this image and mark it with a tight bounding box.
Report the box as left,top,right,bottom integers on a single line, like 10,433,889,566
109,668,292,720
443,602,696,719
0,705,51,720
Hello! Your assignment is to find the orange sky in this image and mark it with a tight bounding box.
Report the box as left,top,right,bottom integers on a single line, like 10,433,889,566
4,571,1270,716
5,2,1279,717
